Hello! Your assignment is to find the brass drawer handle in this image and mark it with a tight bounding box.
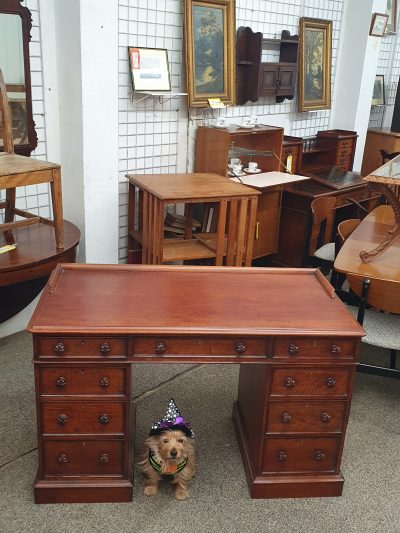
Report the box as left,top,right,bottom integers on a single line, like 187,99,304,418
99,377,110,388
57,453,68,464
155,342,166,354
281,412,292,423
53,342,65,354
99,342,111,354
314,450,325,461
56,376,67,388
99,453,109,464
57,414,68,426
325,377,336,388
331,344,342,354
99,414,110,425
321,412,331,423
277,450,288,462
288,344,299,355
235,341,246,354
284,377,296,388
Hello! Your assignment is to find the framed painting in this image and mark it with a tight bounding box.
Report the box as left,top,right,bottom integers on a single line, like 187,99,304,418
128,47,171,92
184,0,235,107
372,75,385,106
370,13,389,36
385,0,397,33
298,18,332,112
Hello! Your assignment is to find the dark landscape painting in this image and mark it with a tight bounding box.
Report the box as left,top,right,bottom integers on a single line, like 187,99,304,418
304,27,324,101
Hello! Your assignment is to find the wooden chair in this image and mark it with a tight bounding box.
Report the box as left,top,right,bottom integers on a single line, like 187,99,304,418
303,196,336,269
0,68,64,249
347,273,400,379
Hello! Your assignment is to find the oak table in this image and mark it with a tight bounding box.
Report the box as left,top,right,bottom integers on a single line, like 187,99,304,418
127,173,260,266
28,263,363,504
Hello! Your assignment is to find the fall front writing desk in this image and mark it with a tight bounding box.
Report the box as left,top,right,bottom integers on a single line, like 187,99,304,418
28,263,363,504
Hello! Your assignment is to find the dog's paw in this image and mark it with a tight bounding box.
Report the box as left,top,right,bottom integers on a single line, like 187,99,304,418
175,488,188,500
144,485,158,496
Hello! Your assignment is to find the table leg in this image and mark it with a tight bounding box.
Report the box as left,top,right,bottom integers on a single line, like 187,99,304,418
50,168,64,249
245,196,258,266
226,199,238,266
215,199,227,265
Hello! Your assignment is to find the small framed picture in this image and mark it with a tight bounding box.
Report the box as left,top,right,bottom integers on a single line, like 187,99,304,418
372,75,385,106
370,13,389,36
128,47,171,92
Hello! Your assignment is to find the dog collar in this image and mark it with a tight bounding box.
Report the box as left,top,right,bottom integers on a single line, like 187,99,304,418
149,450,187,479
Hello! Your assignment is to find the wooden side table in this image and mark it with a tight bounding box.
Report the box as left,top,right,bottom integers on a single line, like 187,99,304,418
127,173,260,266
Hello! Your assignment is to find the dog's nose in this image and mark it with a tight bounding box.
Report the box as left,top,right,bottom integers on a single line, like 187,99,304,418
170,449,177,458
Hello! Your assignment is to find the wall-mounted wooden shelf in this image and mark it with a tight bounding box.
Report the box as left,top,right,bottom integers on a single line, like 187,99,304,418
236,27,299,105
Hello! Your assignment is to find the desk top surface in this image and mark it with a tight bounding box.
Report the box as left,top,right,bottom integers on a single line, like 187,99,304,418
126,172,261,200
28,264,363,337
334,205,399,281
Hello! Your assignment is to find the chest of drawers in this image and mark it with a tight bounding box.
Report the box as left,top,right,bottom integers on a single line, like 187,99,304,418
29,264,363,503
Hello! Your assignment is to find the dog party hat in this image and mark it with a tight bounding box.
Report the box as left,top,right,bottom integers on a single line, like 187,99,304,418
149,398,194,438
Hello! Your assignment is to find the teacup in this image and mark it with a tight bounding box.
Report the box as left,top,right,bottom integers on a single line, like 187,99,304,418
230,158,241,166
216,117,227,128
231,164,243,175
241,117,253,128
248,161,258,172
249,115,258,126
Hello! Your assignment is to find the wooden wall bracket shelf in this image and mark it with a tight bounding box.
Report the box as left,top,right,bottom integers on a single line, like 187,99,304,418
236,27,299,105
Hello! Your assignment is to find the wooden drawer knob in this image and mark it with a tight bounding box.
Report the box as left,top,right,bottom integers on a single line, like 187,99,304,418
284,377,296,388
314,450,325,461
57,453,68,464
235,341,246,354
53,342,65,354
277,450,288,462
99,377,110,388
155,342,166,354
288,344,299,355
281,412,292,423
320,412,331,423
99,453,109,464
56,376,67,388
331,344,342,354
325,377,336,388
57,414,68,426
99,342,111,354
99,414,110,425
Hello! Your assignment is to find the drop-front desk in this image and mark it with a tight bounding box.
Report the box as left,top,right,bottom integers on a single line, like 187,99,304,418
28,264,364,504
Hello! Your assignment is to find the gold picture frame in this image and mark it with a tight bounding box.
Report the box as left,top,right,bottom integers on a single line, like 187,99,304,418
298,17,332,112
184,0,235,108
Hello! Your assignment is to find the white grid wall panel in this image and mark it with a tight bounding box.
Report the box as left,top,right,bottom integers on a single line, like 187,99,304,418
118,0,346,261
0,0,51,224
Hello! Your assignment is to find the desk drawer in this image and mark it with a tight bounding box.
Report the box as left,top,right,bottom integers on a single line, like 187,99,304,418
273,338,356,360
335,188,370,207
262,436,340,473
133,336,267,358
39,367,127,396
41,401,125,434
270,368,352,397
43,439,125,476
266,401,347,433
37,337,128,359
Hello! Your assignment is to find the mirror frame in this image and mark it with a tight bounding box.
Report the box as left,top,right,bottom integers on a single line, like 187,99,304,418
0,0,37,156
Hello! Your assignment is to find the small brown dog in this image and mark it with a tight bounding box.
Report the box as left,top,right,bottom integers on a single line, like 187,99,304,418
139,399,196,500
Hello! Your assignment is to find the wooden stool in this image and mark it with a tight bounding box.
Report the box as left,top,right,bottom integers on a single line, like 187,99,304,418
0,68,64,249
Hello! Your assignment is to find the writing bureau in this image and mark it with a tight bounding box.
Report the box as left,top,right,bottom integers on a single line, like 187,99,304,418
28,263,363,503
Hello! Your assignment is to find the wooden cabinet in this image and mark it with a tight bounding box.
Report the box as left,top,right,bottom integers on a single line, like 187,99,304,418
236,27,299,105
302,130,358,173
361,128,400,176
194,125,284,258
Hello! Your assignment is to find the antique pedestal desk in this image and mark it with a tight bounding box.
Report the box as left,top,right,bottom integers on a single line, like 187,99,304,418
28,264,364,503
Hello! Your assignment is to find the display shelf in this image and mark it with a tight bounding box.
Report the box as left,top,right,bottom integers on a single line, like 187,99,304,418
130,91,187,104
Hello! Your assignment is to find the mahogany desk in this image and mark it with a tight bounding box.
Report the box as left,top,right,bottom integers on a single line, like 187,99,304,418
28,264,363,504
